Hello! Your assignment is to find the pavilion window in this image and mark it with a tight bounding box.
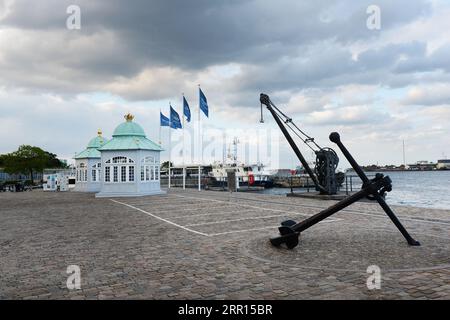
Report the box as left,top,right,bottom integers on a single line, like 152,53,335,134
144,156,155,163
112,156,127,164
79,163,85,181
121,166,127,182
151,166,155,180
104,157,136,183
92,162,101,182
129,166,135,182
113,166,118,182
105,167,110,182
145,166,150,181
155,166,159,180
140,157,158,183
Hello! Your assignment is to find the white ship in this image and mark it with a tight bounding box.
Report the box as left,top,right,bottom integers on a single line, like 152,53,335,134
208,138,273,188
209,162,273,188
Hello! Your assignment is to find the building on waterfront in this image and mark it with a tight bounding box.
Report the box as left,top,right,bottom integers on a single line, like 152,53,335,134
407,161,437,171
43,168,76,191
74,130,109,192
437,159,450,170
95,113,164,198
0,169,42,184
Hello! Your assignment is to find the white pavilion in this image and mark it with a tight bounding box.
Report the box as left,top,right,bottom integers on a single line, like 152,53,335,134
74,130,109,192
95,113,164,197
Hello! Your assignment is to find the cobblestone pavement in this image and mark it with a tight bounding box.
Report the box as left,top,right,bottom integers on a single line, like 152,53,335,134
0,189,449,300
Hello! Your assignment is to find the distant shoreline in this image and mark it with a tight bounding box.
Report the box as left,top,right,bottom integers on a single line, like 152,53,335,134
346,168,449,173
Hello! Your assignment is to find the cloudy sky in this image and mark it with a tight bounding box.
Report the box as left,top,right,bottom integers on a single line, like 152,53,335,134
0,0,449,169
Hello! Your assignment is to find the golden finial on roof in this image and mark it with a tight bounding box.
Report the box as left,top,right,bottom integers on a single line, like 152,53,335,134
124,113,134,122
97,129,102,136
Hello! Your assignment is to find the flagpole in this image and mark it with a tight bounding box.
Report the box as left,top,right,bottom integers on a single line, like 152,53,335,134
159,108,162,146
198,85,201,191
182,95,186,190
168,104,171,189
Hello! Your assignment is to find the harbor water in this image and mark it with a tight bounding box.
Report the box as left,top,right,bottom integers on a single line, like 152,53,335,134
261,171,450,210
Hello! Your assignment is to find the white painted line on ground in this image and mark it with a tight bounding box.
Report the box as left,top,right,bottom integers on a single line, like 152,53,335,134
110,199,210,237
207,219,339,236
171,210,262,219
123,202,239,217
172,194,309,217
174,192,450,226
208,225,283,236
123,199,200,208
185,212,328,227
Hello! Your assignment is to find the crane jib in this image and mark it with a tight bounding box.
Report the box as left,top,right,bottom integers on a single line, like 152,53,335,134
259,93,338,195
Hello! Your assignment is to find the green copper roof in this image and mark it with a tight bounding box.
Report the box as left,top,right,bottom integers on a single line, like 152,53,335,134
74,148,101,159
74,132,109,159
113,121,146,137
99,115,163,151
99,136,163,151
87,135,108,148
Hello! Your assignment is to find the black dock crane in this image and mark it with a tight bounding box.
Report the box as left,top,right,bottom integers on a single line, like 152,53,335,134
260,93,420,249
259,93,339,195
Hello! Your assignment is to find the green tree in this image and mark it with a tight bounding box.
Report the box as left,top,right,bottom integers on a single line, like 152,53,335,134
1,145,66,184
160,161,173,170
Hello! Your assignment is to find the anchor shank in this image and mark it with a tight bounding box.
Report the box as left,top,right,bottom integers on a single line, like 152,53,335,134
329,132,370,184
291,176,390,233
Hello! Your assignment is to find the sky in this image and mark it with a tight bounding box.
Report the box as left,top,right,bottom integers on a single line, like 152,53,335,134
0,0,449,170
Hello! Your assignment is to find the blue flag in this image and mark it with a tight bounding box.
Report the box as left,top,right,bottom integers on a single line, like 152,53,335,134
160,112,170,127
183,96,191,122
199,88,209,117
170,106,182,129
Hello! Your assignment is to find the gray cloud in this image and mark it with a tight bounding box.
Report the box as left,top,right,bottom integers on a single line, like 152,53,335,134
0,0,433,96
395,43,450,73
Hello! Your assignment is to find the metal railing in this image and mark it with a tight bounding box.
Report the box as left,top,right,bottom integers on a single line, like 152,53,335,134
343,174,377,195
288,174,377,195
